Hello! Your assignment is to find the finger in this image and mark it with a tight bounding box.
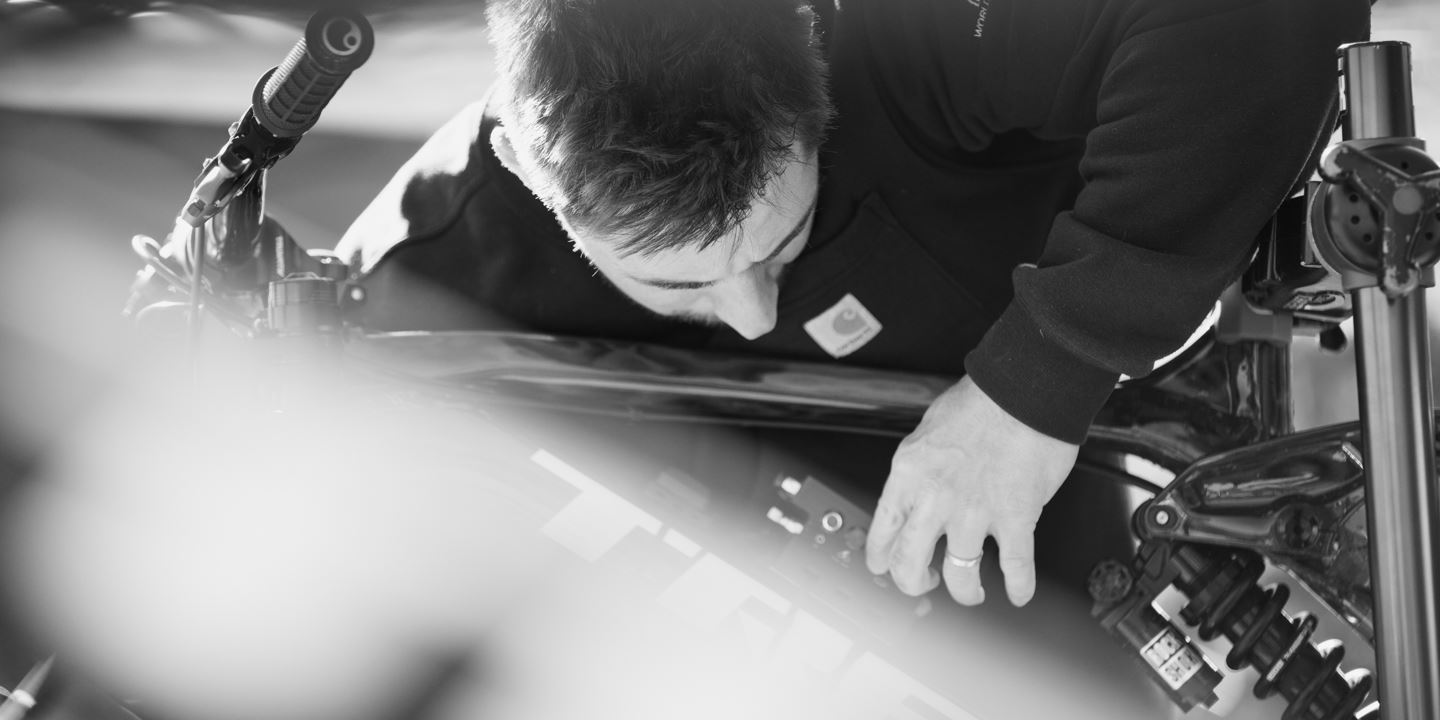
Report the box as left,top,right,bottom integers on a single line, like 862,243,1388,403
887,498,946,596
941,512,989,606
864,485,909,575
994,520,1038,607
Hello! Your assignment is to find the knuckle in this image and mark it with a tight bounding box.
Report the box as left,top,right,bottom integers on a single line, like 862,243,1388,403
894,538,939,573
998,554,1034,573
887,544,911,571
864,547,886,570
873,503,903,528
994,495,1042,520
895,527,927,556
891,572,926,597
995,509,1040,535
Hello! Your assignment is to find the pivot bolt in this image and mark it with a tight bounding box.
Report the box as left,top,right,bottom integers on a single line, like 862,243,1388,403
1152,507,1174,527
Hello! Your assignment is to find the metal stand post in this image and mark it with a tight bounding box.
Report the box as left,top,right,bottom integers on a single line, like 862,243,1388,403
1314,41,1440,718
1353,286,1440,717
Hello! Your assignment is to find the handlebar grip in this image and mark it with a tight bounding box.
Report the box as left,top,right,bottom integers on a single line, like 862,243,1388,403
251,9,374,138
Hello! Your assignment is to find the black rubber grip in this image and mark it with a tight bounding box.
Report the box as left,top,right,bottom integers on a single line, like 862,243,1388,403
251,9,374,138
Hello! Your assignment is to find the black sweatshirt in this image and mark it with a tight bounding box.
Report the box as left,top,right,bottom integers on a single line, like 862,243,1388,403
336,0,1370,443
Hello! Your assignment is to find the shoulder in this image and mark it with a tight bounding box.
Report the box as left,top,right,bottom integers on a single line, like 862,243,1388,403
335,99,500,273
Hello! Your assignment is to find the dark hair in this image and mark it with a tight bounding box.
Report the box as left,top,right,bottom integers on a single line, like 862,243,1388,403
486,0,832,255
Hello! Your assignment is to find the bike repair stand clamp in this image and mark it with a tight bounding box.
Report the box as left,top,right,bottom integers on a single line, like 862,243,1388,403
1311,40,1440,719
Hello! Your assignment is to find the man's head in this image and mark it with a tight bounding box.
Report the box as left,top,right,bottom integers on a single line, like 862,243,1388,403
485,0,832,338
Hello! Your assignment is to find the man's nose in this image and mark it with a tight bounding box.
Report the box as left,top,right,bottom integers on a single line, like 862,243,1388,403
713,267,779,340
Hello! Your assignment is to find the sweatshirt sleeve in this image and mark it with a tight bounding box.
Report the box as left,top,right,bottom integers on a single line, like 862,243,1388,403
964,0,1370,444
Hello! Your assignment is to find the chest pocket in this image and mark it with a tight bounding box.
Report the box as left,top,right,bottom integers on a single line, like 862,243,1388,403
707,192,997,376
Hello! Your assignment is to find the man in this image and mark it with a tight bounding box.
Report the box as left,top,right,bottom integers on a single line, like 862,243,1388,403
336,0,1369,608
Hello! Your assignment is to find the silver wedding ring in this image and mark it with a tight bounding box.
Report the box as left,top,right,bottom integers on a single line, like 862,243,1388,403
945,551,983,568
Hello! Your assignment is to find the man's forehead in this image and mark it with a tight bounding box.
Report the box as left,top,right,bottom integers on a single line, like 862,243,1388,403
604,220,744,262
569,149,819,281
615,192,817,290
596,226,741,282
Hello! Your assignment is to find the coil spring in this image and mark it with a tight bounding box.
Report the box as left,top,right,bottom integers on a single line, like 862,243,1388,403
1174,545,1375,720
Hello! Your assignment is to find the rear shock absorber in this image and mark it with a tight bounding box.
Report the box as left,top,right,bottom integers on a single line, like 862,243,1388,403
1171,543,1376,719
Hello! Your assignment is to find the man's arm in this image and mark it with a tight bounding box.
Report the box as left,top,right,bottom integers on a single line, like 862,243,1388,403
868,0,1371,606
968,0,1370,442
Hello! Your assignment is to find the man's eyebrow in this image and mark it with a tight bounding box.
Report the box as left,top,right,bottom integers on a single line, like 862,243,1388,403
634,195,818,290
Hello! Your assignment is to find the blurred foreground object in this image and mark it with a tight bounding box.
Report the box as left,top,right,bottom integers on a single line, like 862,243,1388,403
0,332,1185,720
1,350,559,720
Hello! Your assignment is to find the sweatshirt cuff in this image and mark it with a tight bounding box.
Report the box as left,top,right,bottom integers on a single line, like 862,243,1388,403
964,302,1119,445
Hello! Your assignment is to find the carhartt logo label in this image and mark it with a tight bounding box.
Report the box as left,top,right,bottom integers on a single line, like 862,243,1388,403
969,0,991,38
804,293,882,358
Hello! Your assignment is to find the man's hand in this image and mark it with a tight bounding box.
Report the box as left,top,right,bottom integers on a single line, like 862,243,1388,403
864,376,1079,606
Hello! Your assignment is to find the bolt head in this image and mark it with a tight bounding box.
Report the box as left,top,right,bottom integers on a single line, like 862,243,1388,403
1087,559,1134,604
